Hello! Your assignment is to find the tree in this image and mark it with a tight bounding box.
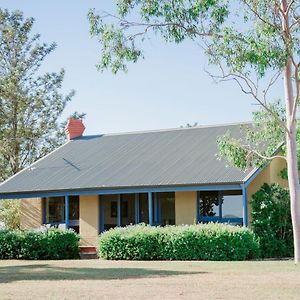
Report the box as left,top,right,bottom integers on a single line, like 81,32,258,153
217,101,288,170
88,1,300,263
0,9,75,180
0,9,75,228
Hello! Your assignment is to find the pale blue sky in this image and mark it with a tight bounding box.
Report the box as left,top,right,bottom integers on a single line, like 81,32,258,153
0,1,282,135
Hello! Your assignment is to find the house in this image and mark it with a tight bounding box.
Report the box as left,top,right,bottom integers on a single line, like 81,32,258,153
0,119,287,246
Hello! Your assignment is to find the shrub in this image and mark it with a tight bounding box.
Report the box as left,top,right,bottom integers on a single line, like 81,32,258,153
98,223,259,261
251,183,293,258
0,200,20,230
0,228,79,259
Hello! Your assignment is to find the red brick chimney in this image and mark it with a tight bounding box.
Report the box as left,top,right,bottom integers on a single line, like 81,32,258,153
65,119,85,140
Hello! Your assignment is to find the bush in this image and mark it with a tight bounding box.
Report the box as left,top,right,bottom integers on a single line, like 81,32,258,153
251,183,293,258
98,223,259,261
0,200,20,230
0,228,80,259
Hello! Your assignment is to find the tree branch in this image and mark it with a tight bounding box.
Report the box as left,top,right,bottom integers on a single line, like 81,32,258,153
206,64,289,133
286,0,296,14
246,149,287,162
242,0,281,30
100,11,243,42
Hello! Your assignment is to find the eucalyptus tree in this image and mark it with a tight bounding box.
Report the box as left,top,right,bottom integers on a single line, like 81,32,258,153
0,9,75,229
88,1,300,263
0,9,74,180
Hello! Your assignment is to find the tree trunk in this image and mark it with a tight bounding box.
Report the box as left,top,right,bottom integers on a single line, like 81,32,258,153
286,123,300,264
283,57,300,264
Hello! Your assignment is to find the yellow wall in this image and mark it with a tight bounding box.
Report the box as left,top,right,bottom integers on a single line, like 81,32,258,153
20,198,42,229
175,191,197,225
247,157,288,224
269,157,288,188
79,195,99,246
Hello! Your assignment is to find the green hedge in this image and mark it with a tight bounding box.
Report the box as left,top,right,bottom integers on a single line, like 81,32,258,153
0,228,80,259
98,223,259,261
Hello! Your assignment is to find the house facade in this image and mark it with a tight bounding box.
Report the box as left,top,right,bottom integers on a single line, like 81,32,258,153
0,120,287,246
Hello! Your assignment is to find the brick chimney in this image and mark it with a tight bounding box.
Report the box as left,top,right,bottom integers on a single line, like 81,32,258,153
65,119,85,140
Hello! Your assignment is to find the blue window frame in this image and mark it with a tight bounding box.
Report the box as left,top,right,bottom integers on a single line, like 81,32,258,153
43,196,65,224
198,190,243,225
42,196,79,230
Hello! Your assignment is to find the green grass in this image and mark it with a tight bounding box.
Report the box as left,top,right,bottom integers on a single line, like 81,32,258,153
0,260,299,299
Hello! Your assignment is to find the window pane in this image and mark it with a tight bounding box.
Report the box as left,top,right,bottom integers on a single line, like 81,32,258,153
199,191,219,217
110,201,117,218
121,194,135,226
222,193,243,219
102,194,118,230
139,193,149,223
160,192,175,225
69,196,79,220
45,196,65,223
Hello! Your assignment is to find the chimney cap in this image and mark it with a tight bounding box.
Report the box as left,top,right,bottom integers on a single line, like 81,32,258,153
65,118,85,140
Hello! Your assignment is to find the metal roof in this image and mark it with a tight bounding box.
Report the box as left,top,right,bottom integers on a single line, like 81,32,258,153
0,123,253,197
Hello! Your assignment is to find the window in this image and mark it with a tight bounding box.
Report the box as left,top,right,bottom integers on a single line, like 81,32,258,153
199,191,220,217
139,193,149,223
45,197,65,224
43,196,79,225
110,199,129,218
222,191,243,219
103,195,134,230
159,192,175,225
198,190,243,225
69,196,79,220
120,194,135,226
102,195,118,230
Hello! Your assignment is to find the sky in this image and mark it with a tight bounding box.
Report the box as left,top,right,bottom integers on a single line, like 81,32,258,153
0,1,283,135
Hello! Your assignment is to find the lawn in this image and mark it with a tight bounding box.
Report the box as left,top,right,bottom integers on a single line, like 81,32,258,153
0,260,299,299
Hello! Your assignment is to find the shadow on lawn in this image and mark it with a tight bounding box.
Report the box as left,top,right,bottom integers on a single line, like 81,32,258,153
0,263,206,283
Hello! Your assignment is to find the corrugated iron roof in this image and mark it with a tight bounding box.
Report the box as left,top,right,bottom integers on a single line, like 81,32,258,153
0,123,253,196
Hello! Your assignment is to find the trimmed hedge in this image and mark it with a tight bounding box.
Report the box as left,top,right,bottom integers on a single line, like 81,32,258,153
98,223,259,261
0,228,80,259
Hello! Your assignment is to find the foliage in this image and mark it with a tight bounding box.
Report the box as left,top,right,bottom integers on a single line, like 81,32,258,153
0,9,85,229
88,1,231,73
68,111,86,120
217,102,289,170
252,183,293,258
88,1,293,77
0,228,80,259
0,200,20,230
0,8,75,181
98,223,259,261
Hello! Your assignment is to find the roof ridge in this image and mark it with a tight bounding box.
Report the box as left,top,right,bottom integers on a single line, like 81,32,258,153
84,121,252,138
